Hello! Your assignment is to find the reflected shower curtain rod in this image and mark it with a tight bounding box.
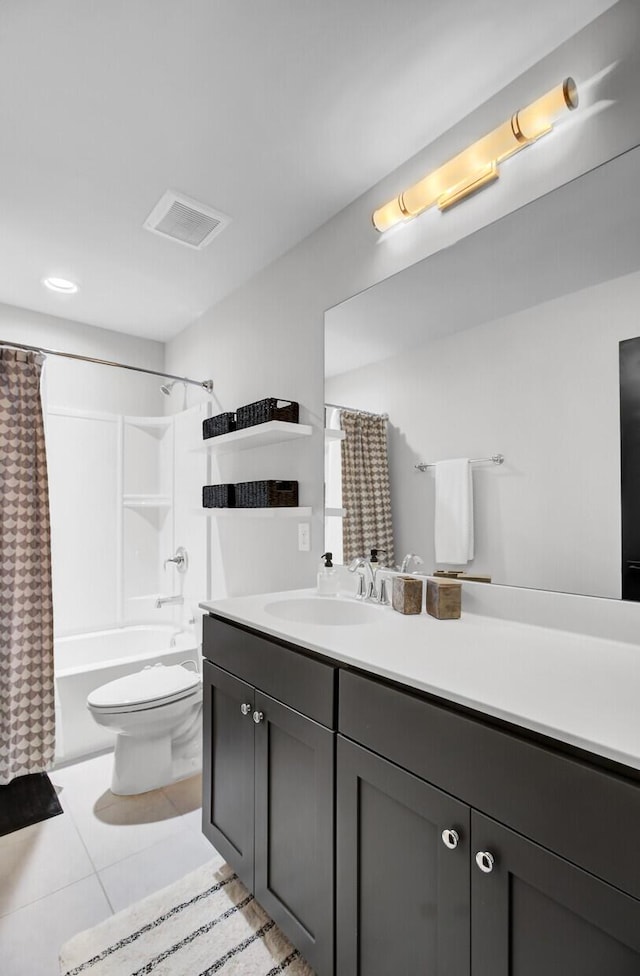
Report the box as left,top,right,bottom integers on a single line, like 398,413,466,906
325,401,388,419
0,338,213,392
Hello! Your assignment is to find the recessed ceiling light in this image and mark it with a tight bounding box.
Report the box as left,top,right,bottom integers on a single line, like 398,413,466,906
42,276,78,294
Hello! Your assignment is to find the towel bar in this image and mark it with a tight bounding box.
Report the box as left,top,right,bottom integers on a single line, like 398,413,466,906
415,454,504,472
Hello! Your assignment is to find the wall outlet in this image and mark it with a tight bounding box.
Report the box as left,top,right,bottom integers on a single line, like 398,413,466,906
298,522,310,552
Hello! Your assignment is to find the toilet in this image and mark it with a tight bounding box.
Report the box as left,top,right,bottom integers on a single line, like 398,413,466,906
87,663,203,796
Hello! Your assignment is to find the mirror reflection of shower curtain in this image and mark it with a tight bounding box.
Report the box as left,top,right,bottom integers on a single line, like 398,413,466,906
340,409,394,566
0,350,55,785
325,407,344,563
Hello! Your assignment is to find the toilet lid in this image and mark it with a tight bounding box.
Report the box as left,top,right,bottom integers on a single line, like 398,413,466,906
87,664,201,710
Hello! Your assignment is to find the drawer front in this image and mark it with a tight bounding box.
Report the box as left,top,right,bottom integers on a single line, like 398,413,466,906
203,614,336,728
339,668,640,899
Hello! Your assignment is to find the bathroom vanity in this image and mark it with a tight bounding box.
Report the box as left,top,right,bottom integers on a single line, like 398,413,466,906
200,591,640,975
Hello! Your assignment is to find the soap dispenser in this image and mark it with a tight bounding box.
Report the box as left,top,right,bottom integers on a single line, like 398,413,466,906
317,552,338,596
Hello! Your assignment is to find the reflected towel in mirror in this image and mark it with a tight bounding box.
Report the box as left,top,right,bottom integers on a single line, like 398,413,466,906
434,458,474,564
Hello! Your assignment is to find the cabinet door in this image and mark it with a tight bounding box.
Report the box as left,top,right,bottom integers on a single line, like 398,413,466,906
202,661,255,890
471,811,640,975
337,736,471,976
254,691,334,976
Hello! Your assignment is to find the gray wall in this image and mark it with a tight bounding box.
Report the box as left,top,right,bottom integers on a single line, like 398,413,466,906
0,301,164,413
166,1,640,597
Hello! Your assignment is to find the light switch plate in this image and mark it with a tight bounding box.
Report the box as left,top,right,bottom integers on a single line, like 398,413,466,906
298,522,310,551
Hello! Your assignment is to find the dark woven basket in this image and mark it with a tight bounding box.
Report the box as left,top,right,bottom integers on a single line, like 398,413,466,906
234,480,299,508
235,398,299,430
203,412,236,439
202,484,236,508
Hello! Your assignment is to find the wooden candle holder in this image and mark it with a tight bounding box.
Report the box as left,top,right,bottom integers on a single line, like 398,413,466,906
392,575,423,614
426,578,462,619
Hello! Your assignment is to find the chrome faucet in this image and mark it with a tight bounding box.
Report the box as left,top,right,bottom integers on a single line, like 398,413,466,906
155,594,184,608
375,573,391,605
348,549,390,603
348,557,376,600
399,553,424,573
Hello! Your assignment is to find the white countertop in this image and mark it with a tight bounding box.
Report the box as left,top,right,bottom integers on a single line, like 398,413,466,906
200,589,640,772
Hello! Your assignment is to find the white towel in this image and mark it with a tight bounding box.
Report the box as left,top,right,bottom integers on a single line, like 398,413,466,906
434,458,474,564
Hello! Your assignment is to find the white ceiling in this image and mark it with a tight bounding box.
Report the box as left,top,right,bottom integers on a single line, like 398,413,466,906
0,0,617,341
325,146,640,378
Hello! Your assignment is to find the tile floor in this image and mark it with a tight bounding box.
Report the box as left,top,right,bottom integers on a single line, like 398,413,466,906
0,753,221,976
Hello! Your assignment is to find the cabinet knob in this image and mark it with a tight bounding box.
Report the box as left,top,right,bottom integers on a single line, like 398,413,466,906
441,828,460,850
252,710,265,724
240,703,251,716
475,851,495,874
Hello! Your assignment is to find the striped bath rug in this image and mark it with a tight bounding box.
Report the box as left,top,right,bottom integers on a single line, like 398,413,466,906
59,860,314,976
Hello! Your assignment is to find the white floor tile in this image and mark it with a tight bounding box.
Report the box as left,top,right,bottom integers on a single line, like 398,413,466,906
68,788,185,870
99,826,224,913
0,810,94,918
51,753,116,817
177,806,205,833
0,874,112,976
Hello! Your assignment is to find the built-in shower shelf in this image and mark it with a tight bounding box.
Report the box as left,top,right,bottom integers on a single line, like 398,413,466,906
324,507,346,518
123,494,172,508
124,416,173,430
324,428,346,441
195,420,313,454
200,506,312,519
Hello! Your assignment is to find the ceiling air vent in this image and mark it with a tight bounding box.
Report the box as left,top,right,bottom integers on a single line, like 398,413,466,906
144,190,231,249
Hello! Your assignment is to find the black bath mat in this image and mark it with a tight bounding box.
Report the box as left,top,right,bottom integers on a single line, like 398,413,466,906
0,772,63,837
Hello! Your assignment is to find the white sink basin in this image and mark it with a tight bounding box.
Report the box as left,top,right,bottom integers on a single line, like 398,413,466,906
264,597,378,626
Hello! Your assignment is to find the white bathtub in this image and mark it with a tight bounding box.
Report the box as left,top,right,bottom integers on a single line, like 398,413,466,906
55,625,200,762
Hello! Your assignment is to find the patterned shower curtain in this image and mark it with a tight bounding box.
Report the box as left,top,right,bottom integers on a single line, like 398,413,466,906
340,409,394,566
0,350,55,785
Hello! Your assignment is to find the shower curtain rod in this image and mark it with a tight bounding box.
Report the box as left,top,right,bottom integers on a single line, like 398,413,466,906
0,339,213,392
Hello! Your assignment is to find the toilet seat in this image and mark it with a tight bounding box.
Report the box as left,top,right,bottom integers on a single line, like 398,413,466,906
87,663,201,713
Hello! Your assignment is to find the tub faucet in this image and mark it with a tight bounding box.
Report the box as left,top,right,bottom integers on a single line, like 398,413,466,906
155,595,184,608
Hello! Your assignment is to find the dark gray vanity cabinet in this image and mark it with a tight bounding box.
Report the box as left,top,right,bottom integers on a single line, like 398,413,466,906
202,615,337,976
203,614,640,975
339,668,640,975
336,736,471,976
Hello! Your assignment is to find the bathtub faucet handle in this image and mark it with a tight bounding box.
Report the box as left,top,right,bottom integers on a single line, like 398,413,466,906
164,546,188,574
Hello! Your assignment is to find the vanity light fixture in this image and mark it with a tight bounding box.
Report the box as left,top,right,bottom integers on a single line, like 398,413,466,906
42,276,79,294
372,77,578,233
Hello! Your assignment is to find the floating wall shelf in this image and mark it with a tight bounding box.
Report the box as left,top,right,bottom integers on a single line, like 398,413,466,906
196,420,312,455
200,506,312,519
324,507,346,518
324,428,346,442
123,495,172,509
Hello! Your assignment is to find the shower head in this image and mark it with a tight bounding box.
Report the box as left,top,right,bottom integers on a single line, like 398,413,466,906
160,377,212,396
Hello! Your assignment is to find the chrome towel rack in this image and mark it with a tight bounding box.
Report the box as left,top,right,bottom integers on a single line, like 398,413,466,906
415,454,504,472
